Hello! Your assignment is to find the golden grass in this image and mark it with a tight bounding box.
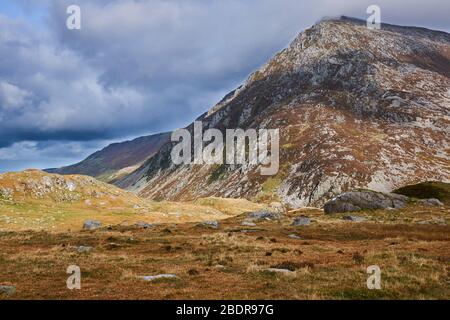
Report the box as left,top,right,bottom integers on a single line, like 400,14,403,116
0,204,448,300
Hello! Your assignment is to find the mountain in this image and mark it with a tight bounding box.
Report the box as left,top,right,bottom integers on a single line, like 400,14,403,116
46,132,170,183
115,17,450,208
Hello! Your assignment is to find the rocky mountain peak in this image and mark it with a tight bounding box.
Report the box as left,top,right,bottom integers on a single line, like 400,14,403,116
64,17,450,208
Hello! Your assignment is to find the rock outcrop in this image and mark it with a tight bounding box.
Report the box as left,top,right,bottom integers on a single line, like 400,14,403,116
324,190,409,214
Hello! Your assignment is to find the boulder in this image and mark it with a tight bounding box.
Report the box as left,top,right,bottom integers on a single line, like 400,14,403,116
0,285,16,296
83,220,102,230
324,191,409,214
417,198,444,207
291,216,311,226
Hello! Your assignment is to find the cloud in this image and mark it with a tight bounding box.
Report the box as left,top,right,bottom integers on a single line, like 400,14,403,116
0,0,449,170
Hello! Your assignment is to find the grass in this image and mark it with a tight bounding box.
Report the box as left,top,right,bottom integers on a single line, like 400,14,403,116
393,182,450,205
0,204,448,300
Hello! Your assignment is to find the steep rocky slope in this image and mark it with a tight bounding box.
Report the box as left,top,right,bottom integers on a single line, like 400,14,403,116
116,17,450,208
46,132,170,183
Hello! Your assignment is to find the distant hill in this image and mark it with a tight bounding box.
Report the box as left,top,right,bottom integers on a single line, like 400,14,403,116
46,132,170,183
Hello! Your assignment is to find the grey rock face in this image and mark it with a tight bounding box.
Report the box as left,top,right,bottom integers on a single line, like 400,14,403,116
291,217,311,226
0,285,16,296
247,211,282,220
324,191,409,214
417,198,444,206
83,220,102,230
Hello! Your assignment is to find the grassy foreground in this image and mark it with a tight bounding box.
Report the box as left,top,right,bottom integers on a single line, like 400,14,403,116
0,204,448,300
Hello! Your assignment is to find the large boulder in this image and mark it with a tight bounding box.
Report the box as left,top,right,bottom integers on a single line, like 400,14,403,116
324,191,409,214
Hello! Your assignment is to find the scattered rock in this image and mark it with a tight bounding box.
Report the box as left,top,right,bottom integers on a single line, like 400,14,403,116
240,229,261,233
142,274,178,281
342,216,367,222
214,264,226,270
291,216,311,226
76,246,92,253
247,210,282,220
324,191,409,214
0,285,16,296
136,221,153,229
265,268,296,276
417,198,444,207
83,220,102,230
288,234,302,239
200,221,219,229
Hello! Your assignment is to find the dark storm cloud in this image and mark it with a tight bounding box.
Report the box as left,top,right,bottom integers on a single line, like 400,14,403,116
0,0,449,171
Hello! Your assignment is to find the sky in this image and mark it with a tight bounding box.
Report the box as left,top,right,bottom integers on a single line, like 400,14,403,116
0,0,449,173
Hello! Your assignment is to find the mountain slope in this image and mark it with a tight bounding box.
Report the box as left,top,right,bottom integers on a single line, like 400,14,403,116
0,170,264,231
46,132,170,183
116,17,450,208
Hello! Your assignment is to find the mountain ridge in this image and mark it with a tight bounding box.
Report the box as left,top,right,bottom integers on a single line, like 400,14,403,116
46,132,170,183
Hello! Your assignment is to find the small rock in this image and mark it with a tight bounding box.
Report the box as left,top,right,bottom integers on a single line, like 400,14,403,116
247,210,282,220
200,221,219,229
291,216,311,226
76,246,92,253
83,220,102,230
288,234,302,239
417,198,444,207
266,268,296,276
241,221,257,227
142,274,178,281
214,264,226,270
240,229,261,233
136,221,153,229
342,216,366,222
0,285,16,296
